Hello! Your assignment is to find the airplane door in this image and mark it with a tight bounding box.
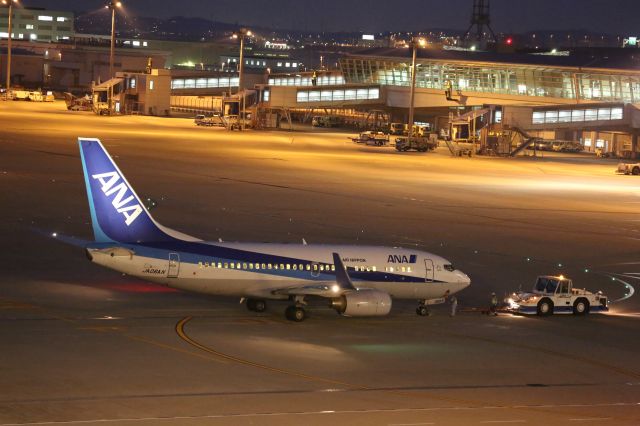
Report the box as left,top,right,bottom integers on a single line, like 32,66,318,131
168,253,180,278
424,259,434,282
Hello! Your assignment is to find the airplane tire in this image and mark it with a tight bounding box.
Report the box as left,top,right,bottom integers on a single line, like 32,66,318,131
285,306,306,322
537,299,553,316
254,299,267,313
416,305,429,316
573,298,589,316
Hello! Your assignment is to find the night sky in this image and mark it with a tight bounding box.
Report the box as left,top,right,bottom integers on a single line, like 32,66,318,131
20,0,640,34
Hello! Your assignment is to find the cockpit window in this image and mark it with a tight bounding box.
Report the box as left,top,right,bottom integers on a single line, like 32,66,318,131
443,264,454,272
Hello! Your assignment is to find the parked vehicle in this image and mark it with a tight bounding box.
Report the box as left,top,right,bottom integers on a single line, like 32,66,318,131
395,135,438,152
617,162,640,175
351,131,389,146
551,140,582,153
312,115,341,128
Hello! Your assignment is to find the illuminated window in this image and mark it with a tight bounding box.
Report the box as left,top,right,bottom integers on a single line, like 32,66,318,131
286,264,291,270
56,17,67,22
313,264,318,271
132,41,140,47
268,264,272,269
389,267,394,272
130,78,136,89
224,263,228,268
230,263,235,269
319,265,325,271
372,266,377,272
306,264,310,271
299,264,303,270
331,265,335,271
198,262,203,268
26,24,34,30
571,110,584,122
249,263,254,269
584,109,598,121
30,34,37,40
407,267,411,272
280,264,285,270
242,263,247,269
217,262,222,268
261,263,266,269
611,107,623,120
149,80,154,90
292,264,297,270
38,15,53,21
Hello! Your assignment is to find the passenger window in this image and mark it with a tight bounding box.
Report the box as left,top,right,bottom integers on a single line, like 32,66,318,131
249,263,253,269
331,265,335,271
280,264,285,270
198,262,203,269
389,267,394,272
242,263,247,269
224,262,228,268
217,262,222,268
230,263,235,269
407,267,411,272
299,264,304,270
286,264,291,270
268,264,272,269
372,266,377,272
293,264,298,270
313,264,318,271
261,263,266,269
306,264,311,271
401,266,406,272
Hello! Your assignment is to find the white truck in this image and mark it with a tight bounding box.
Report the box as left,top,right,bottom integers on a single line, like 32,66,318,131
617,162,640,175
506,275,608,316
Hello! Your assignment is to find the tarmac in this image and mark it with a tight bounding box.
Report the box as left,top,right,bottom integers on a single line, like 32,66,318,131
1,101,639,425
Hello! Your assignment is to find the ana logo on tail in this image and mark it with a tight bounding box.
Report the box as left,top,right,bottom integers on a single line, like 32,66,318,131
92,171,143,226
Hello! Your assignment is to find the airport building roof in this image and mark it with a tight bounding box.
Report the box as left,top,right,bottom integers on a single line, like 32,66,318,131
347,47,640,72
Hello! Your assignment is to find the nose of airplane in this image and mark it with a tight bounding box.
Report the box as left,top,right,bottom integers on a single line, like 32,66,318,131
457,271,471,288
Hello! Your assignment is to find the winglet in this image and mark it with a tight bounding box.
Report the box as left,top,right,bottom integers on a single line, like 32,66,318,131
332,252,355,290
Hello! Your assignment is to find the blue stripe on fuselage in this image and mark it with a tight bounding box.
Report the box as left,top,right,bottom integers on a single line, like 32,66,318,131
88,240,440,283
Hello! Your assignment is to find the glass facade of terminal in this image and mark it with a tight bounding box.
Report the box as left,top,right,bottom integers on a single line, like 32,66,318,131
268,75,345,86
171,77,239,90
532,106,624,124
296,87,380,103
340,57,640,103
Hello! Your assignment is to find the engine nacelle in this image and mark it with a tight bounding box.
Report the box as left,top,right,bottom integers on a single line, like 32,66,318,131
331,289,392,317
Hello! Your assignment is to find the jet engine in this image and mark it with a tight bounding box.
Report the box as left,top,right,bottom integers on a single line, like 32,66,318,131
331,289,392,317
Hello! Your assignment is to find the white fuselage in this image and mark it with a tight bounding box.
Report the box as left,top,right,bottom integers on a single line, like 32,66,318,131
88,242,471,301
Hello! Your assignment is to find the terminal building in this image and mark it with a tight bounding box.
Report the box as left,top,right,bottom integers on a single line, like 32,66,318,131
258,47,640,155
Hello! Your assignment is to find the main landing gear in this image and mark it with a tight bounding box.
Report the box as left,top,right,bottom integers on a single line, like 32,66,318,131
285,295,307,322
246,298,267,313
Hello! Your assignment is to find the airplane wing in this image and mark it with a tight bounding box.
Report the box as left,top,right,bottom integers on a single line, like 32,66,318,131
269,253,357,298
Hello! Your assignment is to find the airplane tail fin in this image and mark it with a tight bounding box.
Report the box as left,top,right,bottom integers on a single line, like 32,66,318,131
78,138,192,243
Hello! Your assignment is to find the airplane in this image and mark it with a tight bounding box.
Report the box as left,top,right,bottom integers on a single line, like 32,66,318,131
79,137,471,321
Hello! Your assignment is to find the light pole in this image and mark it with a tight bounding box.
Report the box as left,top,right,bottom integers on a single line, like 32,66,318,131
2,0,18,97
407,37,425,139
105,0,121,112
232,28,251,130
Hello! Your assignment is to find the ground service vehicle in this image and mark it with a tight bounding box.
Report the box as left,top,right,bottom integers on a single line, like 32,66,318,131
395,135,438,152
312,116,341,128
506,275,608,316
617,162,640,175
351,131,389,146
